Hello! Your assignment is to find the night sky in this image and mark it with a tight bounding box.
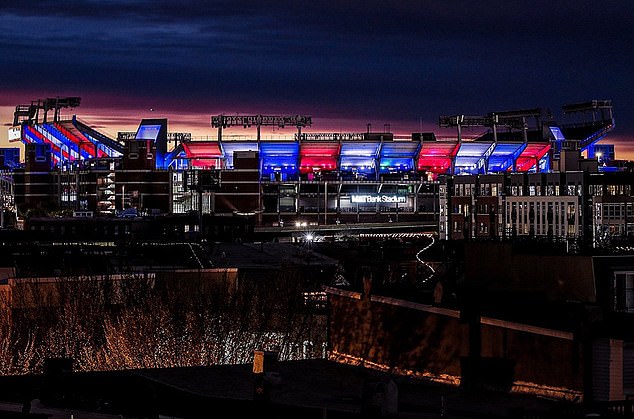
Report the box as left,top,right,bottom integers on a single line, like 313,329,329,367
1,1,633,157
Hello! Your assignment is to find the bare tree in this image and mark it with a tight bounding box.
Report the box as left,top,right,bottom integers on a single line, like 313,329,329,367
0,264,328,375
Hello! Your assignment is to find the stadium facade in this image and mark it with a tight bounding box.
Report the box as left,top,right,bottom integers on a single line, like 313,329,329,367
2,97,631,246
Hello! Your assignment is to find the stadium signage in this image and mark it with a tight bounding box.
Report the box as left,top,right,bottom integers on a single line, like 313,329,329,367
8,126,21,142
350,194,406,204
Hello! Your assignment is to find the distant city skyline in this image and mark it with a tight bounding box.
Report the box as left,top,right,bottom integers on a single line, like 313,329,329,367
1,1,632,158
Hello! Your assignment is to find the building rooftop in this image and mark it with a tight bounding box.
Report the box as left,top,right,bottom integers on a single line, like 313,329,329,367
0,358,570,418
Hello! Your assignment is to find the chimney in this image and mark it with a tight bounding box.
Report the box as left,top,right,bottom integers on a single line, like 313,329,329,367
253,350,278,375
253,350,280,404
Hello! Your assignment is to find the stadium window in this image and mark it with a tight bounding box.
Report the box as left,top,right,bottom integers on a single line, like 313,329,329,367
529,185,536,196
511,186,518,196
567,185,575,196
590,185,603,196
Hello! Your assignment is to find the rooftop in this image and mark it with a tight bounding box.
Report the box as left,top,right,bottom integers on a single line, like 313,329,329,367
0,358,569,418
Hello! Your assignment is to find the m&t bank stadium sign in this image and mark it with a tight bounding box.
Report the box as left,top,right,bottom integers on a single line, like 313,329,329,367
350,194,406,204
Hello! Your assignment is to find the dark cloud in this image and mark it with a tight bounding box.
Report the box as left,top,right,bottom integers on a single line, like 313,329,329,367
1,0,632,153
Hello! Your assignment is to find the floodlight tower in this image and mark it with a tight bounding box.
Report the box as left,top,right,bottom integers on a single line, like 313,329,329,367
439,107,543,143
438,114,490,143
42,96,82,122
12,96,81,126
562,99,613,124
488,108,543,143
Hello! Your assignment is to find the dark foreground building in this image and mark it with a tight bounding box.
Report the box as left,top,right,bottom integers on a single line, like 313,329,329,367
1,237,634,417
0,356,576,419
325,239,634,416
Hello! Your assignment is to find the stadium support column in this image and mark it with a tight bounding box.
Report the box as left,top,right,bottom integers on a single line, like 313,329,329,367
414,184,418,214
277,185,281,226
457,120,462,144
198,183,203,238
324,181,328,225
316,174,320,225
76,166,81,210
396,200,399,222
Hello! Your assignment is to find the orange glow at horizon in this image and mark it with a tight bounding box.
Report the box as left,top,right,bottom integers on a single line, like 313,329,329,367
2,103,633,162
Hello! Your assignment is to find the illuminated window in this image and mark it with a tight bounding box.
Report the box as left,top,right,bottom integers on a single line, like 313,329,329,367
567,185,576,196
479,222,488,234
567,204,576,222
614,272,634,313
589,185,603,196
567,224,575,235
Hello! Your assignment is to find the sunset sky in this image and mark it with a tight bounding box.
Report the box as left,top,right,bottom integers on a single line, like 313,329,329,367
1,1,633,158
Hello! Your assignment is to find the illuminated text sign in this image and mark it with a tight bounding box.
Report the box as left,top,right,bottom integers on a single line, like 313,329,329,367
350,194,406,204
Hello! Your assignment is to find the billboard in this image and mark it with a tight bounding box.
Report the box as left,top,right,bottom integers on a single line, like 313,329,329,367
8,126,21,142
135,124,162,141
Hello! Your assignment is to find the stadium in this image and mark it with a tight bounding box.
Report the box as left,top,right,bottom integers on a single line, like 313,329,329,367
2,96,628,245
